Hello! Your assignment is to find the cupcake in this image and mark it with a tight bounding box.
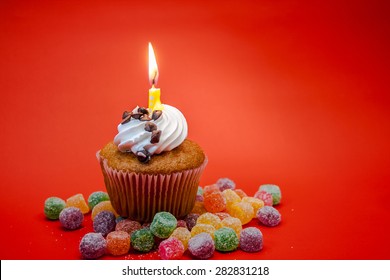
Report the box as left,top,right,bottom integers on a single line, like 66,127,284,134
97,104,207,222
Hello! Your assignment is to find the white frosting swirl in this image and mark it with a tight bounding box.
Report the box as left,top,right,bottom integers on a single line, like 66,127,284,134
114,104,188,155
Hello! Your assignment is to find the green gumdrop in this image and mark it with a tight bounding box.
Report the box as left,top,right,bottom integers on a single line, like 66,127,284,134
259,184,281,205
197,186,203,195
44,197,66,220
214,227,239,252
88,191,110,209
131,229,154,252
150,212,177,238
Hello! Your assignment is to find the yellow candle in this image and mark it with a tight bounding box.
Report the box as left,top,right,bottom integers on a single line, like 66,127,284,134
148,42,164,111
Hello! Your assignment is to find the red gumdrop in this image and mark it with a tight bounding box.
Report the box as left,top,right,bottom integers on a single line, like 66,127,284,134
254,190,273,206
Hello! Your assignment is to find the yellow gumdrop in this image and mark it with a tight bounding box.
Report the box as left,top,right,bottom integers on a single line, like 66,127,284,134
197,212,222,229
91,201,119,220
170,227,191,250
227,202,254,225
242,197,264,218
222,189,241,207
191,224,216,239
66,194,90,214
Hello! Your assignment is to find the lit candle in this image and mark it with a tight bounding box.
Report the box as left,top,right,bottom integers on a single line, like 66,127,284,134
148,42,164,111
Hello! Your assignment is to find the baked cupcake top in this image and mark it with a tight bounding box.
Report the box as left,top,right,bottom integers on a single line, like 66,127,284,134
113,104,188,163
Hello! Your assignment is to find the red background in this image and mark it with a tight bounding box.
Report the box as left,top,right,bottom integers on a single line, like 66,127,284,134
1,0,389,260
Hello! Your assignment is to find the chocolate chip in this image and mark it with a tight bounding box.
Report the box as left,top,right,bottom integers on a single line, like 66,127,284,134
144,122,157,132
121,115,131,124
136,150,151,163
122,111,131,119
152,110,162,120
140,114,152,121
138,107,149,115
150,130,162,144
131,113,142,119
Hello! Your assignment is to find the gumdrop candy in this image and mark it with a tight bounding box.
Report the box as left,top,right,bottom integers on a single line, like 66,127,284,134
91,201,118,221
221,217,242,238
214,227,239,252
170,227,191,250
191,201,207,215
254,190,273,206
241,197,264,218
196,194,204,202
203,184,220,195
176,220,187,228
188,232,215,259
115,219,142,235
234,189,248,199
106,230,130,256
158,237,185,260
131,228,154,252
222,189,241,207
216,178,236,191
93,211,116,236
79,232,107,259
44,197,66,220
214,212,231,220
204,191,226,213
150,212,177,238
87,191,110,210
185,213,199,231
259,184,282,205
66,194,90,214
191,223,216,238
240,227,263,252
197,212,222,230
59,207,83,230
197,186,204,196
257,206,281,227
227,201,254,225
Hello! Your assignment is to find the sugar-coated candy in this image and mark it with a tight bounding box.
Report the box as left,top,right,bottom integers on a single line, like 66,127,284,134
257,206,281,227
214,227,239,252
196,194,204,202
222,189,241,207
91,201,118,220
93,211,116,236
197,186,203,196
116,216,125,223
203,184,220,195
191,223,216,238
191,201,207,215
176,220,187,228
87,191,110,210
221,217,242,238
216,178,236,191
185,213,199,231
66,194,90,214
227,201,254,225
106,231,130,256
170,227,191,250
44,197,66,220
197,213,222,229
259,184,282,205
131,228,154,252
241,197,264,218
254,191,273,206
240,227,263,252
59,207,83,230
204,191,226,213
150,212,177,238
215,212,231,220
141,223,151,229
115,219,142,235
188,232,215,259
158,237,185,260
79,232,107,259
234,189,248,199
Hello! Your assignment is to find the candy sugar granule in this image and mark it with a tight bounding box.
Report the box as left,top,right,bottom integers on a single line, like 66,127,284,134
257,206,281,227
158,237,185,260
131,228,155,252
197,212,222,229
87,191,110,210
240,227,263,252
106,231,130,256
188,232,215,259
214,227,239,252
190,223,216,238
150,212,177,238
170,227,191,250
115,219,142,235
79,232,107,259
91,200,118,220
59,207,83,230
66,194,90,214
93,210,116,236
259,184,282,205
227,201,254,225
216,178,236,191
221,217,242,238
44,197,66,220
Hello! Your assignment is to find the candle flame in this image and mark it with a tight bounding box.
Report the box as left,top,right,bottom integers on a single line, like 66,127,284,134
148,42,159,85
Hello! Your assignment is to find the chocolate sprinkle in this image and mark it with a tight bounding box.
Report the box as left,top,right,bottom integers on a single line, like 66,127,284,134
152,110,162,121
150,130,162,144
140,114,152,121
136,150,151,163
131,113,142,119
122,111,131,119
121,115,131,124
138,107,149,115
144,122,157,132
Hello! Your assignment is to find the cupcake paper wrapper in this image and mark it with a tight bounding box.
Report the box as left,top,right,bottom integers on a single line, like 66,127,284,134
97,151,208,222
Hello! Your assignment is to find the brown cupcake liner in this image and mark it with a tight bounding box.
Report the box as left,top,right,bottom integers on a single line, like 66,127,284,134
97,151,207,222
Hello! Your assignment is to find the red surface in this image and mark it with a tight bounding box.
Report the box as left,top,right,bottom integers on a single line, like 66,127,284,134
1,0,390,260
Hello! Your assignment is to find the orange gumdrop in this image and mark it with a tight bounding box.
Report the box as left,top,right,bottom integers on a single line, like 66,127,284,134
204,191,226,213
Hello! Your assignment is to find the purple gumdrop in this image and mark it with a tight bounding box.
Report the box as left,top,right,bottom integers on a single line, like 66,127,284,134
79,232,107,259
240,227,263,252
257,206,281,227
93,211,116,236
216,178,236,191
185,213,199,231
188,233,215,259
59,207,83,230
177,220,187,228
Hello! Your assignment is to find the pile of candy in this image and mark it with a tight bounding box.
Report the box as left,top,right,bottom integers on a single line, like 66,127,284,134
44,179,282,259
